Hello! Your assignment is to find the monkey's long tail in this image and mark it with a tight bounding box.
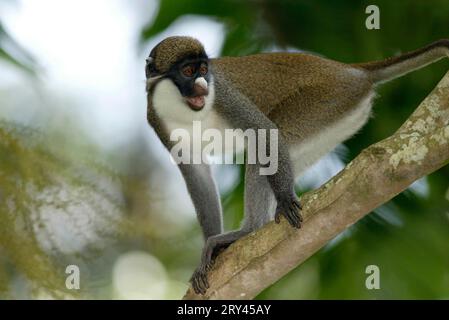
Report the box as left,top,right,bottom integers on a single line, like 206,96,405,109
353,39,449,84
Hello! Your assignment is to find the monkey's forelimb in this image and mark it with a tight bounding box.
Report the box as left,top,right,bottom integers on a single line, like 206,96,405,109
178,163,223,239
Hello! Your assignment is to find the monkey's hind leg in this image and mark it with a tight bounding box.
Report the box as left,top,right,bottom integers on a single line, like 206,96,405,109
242,164,278,231
191,164,277,294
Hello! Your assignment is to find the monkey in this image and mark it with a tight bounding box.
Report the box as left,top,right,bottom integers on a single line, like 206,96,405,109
145,36,449,294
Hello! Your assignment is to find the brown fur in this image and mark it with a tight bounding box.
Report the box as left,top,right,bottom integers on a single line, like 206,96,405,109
150,36,205,74
211,53,372,144
353,39,449,83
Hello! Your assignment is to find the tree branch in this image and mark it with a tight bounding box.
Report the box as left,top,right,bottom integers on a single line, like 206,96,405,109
183,71,449,300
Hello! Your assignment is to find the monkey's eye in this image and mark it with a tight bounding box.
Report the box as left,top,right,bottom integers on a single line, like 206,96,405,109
199,63,208,76
182,65,195,77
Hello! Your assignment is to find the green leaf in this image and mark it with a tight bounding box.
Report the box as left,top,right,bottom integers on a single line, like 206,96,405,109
0,22,36,74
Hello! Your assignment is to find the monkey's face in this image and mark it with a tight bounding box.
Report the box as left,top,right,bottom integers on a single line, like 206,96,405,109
165,55,211,111
146,47,211,112
146,36,214,120
146,54,211,112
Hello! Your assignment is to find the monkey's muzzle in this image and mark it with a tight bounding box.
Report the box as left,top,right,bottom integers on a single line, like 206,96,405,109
185,81,209,111
185,95,206,111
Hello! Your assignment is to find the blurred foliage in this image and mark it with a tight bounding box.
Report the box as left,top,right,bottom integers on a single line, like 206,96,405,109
0,119,205,298
142,0,449,299
0,122,123,298
0,21,36,74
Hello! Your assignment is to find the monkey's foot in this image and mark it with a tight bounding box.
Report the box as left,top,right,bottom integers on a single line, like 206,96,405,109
190,242,220,295
275,196,303,228
190,231,249,294
190,265,209,295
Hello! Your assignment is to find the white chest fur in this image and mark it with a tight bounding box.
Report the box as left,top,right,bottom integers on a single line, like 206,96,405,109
152,78,244,156
152,78,214,125
290,91,375,176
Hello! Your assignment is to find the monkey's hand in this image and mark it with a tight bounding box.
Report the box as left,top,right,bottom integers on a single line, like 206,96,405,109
275,194,303,228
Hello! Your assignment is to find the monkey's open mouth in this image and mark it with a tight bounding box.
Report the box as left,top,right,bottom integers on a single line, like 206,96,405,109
185,96,206,111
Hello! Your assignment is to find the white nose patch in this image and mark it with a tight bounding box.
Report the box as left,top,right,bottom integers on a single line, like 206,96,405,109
195,77,208,90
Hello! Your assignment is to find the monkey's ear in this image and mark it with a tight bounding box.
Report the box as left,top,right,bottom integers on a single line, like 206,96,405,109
146,57,153,65
145,57,156,78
